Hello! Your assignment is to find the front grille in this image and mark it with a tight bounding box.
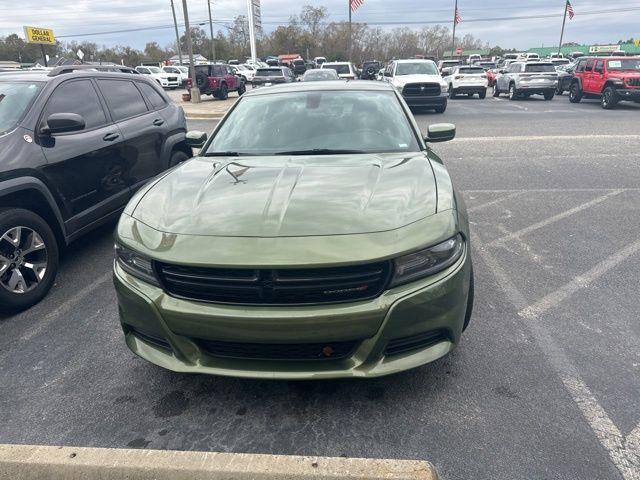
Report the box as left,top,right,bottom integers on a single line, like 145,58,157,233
385,330,448,356
156,262,391,305
403,82,441,96
626,78,640,87
198,339,358,361
168,76,178,81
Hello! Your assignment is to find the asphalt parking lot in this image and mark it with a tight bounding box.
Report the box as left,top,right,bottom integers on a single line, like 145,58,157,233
1,93,639,480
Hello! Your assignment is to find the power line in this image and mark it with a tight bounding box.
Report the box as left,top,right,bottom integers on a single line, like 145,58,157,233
53,6,640,39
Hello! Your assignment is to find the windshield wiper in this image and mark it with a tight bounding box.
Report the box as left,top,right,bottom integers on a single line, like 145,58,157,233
274,148,367,155
204,151,248,157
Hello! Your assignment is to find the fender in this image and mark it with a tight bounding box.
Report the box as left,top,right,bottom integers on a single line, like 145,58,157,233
571,76,583,90
0,176,67,241
160,130,189,169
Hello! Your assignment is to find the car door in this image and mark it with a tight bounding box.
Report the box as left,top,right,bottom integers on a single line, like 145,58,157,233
224,66,238,90
592,60,606,93
96,78,167,192
38,78,129,233
582,58,595,93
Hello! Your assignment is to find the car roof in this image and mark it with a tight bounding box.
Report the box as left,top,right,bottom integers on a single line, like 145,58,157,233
396,59,435,63
323,62,351,65
0,71,51,82
245,80,394,96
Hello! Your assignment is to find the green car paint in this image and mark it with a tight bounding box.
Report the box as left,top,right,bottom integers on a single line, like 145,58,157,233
113,83,472,379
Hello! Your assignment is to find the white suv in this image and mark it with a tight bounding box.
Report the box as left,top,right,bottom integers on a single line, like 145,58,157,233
135,66,180,89
321,62,358,80
442,65,488,99
162,65,189,86
381,59,449,113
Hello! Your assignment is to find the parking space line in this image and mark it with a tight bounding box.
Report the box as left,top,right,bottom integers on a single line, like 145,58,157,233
519,239,640,321
472,234,640,480
487,190,624,247
20,271,112,342
465,191,525,213
464,188,640,193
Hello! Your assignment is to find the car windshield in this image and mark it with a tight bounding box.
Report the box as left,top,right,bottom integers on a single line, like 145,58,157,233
205,90,419,155
396,62,438,75
525,64,555,72
177,66,188,73
323,64,351,74
0,81,42,136
479,63,496,69
607,59,640,71
458,67,485,74
303,70,339,81
256,69,284,77
148,67,161,73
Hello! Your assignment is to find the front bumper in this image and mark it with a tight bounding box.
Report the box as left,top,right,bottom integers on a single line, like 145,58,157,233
113,245,471,380
402,92,448,107
160,80,180,88
616,88,640,100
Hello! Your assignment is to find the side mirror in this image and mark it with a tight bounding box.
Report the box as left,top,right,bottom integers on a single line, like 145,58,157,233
185,130,207,148
384,71,391,77
41,113,85,135
425,123,456,143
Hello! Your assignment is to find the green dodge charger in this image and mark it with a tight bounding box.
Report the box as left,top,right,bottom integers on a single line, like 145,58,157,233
113,81,473,379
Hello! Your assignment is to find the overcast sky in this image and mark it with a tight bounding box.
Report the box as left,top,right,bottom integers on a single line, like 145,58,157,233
1,0,638,50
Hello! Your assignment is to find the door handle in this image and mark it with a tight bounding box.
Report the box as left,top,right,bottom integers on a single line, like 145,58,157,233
103,132,120,141
153,119,165,126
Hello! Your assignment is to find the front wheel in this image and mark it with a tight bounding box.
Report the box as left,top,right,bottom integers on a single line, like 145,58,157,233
169,149,190,168
237,83,246,96
493,84,500,97
217,85,228,100
508,83,518,101
569,83,583,103
434,103,447,113
0,208,59,312
601,86,619,109
556,84,564,95
478,89,486,99
543,90,555,101
449,85,456,99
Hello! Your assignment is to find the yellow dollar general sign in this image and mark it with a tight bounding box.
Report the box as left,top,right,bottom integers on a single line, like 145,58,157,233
635,38,640,48
23,26,55,45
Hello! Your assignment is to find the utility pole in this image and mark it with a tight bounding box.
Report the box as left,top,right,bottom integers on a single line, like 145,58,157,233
557,1,568,57
207,0,216,62
246,0,257,63
450,0,458,58
170,0,183,65
181,0,200,103
348,0,352,62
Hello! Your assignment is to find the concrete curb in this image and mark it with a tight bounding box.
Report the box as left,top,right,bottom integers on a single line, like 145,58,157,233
0,444,438,480
185,114,224,120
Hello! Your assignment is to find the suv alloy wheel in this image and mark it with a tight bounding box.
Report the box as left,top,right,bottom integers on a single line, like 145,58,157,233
601,86,619,110
569,82,582,103
493,84,500,97
509,83,517,101
217,84,228,100
0,209,59,312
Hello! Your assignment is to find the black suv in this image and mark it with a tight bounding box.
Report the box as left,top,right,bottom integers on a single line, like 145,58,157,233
361,61,382,80
0,66,193,311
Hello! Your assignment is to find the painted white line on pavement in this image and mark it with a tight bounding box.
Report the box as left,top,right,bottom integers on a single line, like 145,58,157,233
20,271,112,342
487,189,624,247
466,191,525,213
472,234,640,480
519,239,640,320
463,188,640,193
455,134,640,142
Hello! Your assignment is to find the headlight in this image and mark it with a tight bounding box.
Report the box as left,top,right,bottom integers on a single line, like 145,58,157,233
440,83,449,92
114,243,160,286
390,234,464,287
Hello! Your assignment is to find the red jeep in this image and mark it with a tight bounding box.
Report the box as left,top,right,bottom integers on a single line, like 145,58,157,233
569,56,640,109
187,64,246,100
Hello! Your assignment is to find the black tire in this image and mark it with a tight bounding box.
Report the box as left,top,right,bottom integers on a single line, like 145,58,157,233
168,150,190,168
237,83,246,96
434,102,447,113
478,89,486,99
462,262,474,332
195,71,208,93
0,208,59,312
449,85,456,99
569,82,582,103
601,86,619,110
508,83,518,101
543,90,555,101
217,84,228,100
556,84,564,95
492,83,500,97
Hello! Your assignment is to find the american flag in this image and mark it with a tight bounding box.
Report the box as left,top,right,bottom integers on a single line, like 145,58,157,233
455,7,462,24
566,0,574,19
350,0,364,12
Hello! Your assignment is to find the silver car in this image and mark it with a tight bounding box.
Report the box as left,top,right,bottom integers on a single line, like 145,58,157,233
493,62,558,101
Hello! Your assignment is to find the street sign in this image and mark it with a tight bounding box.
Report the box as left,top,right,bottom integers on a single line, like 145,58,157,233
23,26,55,45
251,0,261,30
455,47,462,55
77,49,85,60
588,45,620,54
634,38,640,48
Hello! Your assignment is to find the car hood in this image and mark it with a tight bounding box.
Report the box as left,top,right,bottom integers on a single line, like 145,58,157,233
393,74,444,86
130,152,438,237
